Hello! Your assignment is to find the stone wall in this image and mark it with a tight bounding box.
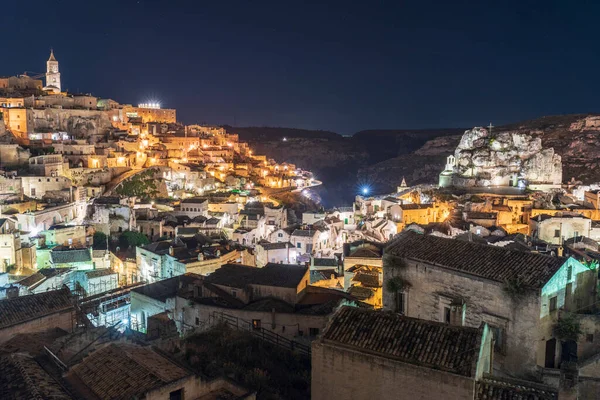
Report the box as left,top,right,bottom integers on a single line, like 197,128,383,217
31,108,112,137
311,341,475,400
176,296,329,339
0,144,30,166
383,259,541,376
0,309,74,344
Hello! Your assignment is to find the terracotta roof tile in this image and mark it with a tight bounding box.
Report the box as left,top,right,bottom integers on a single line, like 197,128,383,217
68,343,190,400
322,306,481,377
385,231,566,288
206,263,307,289
0,288,74,329
475,374,558,400
0,353,71,400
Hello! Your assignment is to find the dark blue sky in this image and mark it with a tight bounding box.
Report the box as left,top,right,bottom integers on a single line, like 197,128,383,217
2,0,599,134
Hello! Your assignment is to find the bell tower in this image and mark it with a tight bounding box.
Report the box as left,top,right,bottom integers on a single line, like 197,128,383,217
44,49,61,93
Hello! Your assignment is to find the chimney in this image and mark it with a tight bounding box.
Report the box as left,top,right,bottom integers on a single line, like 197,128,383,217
6,285,19,299
193,284,200,298
557,246,564,257
169,246,174,256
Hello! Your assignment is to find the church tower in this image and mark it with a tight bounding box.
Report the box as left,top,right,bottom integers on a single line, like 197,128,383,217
44,49,61,93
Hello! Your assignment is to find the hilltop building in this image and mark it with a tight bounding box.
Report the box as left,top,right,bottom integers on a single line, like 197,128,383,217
43,50,61,94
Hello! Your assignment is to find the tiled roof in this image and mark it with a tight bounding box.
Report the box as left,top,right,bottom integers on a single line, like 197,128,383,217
465,211,497,219
348,285,375,300
536,213,589,221
0,288,74,329
68,343,190,400
312,257,338,267
132,274,201,302
259,242,294,250
385,231,566,288
291,229,317,237
351,270,380,288
51,248,91,264
348,246,382,259
322,306,481,377
0,328,68,356
0,353,71,400
399,203,433,210
475,374,558,400
206,263,307,289
85,269,117,279
16,272,45,288
181,197,208,204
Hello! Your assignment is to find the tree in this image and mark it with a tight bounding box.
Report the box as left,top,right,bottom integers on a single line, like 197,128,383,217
118,230,150,250
92,231,108,250
554,313,582,342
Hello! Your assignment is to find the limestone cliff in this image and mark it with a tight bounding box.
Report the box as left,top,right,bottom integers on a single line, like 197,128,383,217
31,109,112,138
448,127,562,187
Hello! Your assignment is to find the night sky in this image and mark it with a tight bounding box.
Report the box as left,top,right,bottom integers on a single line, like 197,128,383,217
2,0,599,134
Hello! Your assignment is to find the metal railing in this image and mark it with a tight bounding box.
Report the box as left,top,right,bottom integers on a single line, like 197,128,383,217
210,311,311,357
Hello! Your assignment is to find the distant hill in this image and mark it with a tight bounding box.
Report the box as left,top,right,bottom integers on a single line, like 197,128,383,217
351,128,466,164
227,114,600,206
223,126,342,141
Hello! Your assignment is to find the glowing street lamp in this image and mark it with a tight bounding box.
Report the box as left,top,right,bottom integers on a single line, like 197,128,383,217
362,187,369,195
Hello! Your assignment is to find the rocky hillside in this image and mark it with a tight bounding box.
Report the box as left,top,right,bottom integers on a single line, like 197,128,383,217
359,114,600,193
228,114,600,205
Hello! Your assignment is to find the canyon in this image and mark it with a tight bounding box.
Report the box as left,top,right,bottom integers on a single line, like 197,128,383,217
228,114,600,206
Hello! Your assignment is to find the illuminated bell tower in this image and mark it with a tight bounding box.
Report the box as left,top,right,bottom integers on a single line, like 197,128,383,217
45,49,61,93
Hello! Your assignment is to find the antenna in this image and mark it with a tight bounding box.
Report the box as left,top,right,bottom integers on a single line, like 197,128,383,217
488,122,494,136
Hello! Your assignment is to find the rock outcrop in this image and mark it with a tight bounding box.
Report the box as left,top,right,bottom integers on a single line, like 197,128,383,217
441,127,562,188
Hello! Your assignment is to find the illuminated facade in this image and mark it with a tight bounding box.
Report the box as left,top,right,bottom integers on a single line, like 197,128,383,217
44,50,61,93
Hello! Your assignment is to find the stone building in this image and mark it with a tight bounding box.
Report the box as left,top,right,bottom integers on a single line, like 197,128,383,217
43,49,61,93
130,273,200,332
529,213,592,245
121,104,176,124
312,306,494,400
255,241,297,267
0,287,75,344
20,176,72,200
176,276,354,340
0,75,42,93
383,231,588,376
62,342,253,400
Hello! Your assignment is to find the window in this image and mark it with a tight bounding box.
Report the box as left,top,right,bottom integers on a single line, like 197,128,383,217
443,306,451,324
278,233,283,237
297,242,301,248
554,229,561,238
30,188,36,196
395,291,406,315
195,317,200,326
490,325,506,353
309,328,320,336
587,334,594,343
252,319,261,330
169,389,183,400
231,290,237,298
549,296,558,312
567,264,573,281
